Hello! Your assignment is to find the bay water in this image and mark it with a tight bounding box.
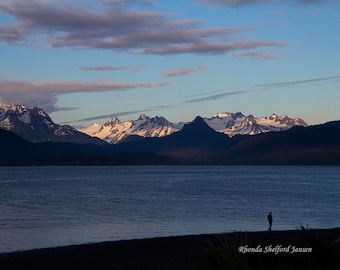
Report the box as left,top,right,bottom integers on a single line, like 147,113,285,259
0,166,339,253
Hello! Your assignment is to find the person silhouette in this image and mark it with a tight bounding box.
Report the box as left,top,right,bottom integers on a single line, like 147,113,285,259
267,212,273,231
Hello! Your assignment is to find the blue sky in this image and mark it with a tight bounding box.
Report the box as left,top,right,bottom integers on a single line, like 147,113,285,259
0,0,339,126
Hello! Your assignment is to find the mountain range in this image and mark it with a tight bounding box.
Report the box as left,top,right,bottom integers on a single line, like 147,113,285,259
110,116,340,165
0,104,307,145
0,104,339,165
78,114,181,144
78,112,307,144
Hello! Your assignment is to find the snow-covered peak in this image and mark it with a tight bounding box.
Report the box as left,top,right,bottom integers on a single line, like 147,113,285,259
269,114,278,120
1,104,25,114
267,114,307,127
105,117,121,125
78,111,308,143
79,114,181,144
204,112,307,136
0,103,104,144
1,104,26,112
78,123,102,135
138,114,150,120
233,112,245,119
213,112,245,119
55,125,76,136
213,112,233,118
0,104,32,126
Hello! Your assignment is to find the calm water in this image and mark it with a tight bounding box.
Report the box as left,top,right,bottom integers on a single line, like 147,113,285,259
0,166,339,253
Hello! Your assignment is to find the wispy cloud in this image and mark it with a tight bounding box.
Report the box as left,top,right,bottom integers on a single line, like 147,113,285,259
0,78,169,113
75,104,177,123
73,74,340,123
80,65,145,72
184,90,245,103
81,66,131,72
233,50,282,60
200,0,334,7
0,0,286,55
99,0,156,6
77,90,243,123
139,40,286,55
162,66,207,77
181,74,340,104
0,79,169,93
254,75,340,90
76,109,152,122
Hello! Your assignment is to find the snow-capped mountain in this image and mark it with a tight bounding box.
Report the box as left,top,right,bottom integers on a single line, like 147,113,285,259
0,104,106,144
206,112,308,136
79,114,183,144
79,112,307,144
0,103,307,145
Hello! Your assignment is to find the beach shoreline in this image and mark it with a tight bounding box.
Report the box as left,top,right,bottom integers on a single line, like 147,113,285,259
0,228,339,269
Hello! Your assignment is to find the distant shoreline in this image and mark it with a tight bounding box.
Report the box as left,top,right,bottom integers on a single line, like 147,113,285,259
0,228,339,270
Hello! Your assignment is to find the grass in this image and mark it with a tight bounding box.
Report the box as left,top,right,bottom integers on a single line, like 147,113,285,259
201,232,248,270
200,228,340,270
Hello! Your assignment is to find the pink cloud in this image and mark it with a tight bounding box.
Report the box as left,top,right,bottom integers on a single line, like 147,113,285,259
0,78,169,113
233,50,282,60
163,66,208,77
0,79,169,94
0,0,286,55
141,41,286,55
100,0,155,6
81,66,131,71
80,65,147,72
200,0,332,6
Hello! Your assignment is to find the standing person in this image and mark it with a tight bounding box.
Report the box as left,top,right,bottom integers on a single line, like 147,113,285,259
267,212,273,231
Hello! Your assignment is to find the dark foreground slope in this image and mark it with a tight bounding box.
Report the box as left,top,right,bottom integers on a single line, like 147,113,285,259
0,228,339,270
114,116,237,163
212,121,340,165
0,129,175,165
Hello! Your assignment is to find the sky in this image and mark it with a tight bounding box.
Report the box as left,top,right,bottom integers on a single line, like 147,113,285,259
0,0,339,127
